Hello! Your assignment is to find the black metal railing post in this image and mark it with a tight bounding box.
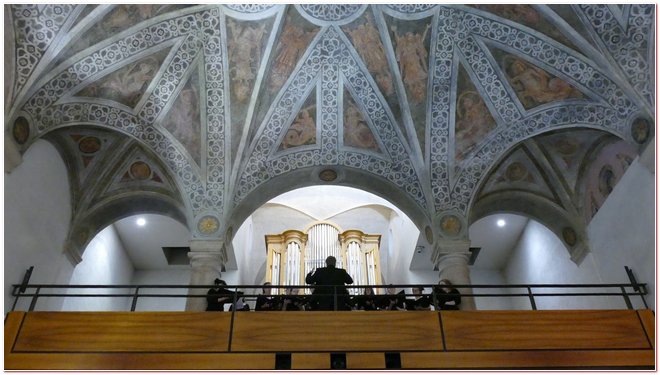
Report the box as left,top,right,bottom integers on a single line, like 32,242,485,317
620,286,633,309
28,287,41,311
333,285,338,311
527,287,537,310
130,287,140,311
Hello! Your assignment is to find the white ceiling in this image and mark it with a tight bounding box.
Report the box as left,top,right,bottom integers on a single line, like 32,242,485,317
469,214,529,270
112,188,529,273
113,214,191,270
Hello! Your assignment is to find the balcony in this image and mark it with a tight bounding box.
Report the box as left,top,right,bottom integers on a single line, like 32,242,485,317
5,282,655,370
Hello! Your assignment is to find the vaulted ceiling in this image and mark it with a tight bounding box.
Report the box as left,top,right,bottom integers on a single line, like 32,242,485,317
5,4,654,264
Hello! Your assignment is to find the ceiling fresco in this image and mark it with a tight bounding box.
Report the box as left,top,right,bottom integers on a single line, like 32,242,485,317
4,4,654,264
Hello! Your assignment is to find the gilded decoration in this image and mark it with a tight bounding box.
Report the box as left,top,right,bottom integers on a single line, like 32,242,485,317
129,161,152,181
440,215,462,237
198,216,220,235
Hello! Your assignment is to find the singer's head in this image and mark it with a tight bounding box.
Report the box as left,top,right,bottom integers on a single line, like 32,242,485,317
325,256,337,268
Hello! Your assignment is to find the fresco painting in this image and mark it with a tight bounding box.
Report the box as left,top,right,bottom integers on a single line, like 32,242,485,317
162,67,202,167
75,48,170,108
454,65,496,163
279,89,317,151
343,92,380,152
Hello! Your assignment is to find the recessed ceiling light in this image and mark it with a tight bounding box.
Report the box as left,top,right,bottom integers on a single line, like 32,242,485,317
497,219,506,227
136,218,146,226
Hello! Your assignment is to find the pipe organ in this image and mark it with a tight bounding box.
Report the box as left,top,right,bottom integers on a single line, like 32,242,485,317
265,223,382,294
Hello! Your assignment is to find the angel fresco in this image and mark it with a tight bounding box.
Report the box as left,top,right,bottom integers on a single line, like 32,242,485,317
80,56,160,108
392,25,430,103
228,20,267,102
454,91,495,160
505,56,582,108
282,106,316,149
269,24,315,93
344,103,378,151
348,22,393,95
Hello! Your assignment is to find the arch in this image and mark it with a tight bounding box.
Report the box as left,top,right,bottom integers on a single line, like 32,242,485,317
66,192,189,264
227,165,430,236
470,191,588,264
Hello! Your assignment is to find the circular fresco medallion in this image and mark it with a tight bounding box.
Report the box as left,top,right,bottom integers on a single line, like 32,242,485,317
562,227,577,247
597,165,615,196
198,216,220,235
319,168,337,181
425,226,434,244
12,117,30,145
129,161,152,180
505,162,527,181
78,136,101,154
440,215,462,236
554,137,579,155
631,117,651,144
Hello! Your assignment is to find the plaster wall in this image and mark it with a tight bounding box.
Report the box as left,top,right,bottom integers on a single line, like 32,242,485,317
469,269,514,310
131,269,191,311
503,220,626,310
62,225,134,311
586,158,655,310
5,140,73,314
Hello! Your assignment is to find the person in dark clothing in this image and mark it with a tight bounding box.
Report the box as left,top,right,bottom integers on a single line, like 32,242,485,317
206,278,232,311
281,287,306,311
406,286,431,311
352,286,378,311
380,285,406,310
255,281,277,311
433,279,461,310
305,255,353,311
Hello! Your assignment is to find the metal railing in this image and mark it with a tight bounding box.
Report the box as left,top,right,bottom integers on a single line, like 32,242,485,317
10,281,648,313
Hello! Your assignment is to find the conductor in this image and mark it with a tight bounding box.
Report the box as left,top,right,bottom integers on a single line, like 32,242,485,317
305,255,353,310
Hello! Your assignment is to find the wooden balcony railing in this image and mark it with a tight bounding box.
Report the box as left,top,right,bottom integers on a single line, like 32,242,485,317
5,309,655,370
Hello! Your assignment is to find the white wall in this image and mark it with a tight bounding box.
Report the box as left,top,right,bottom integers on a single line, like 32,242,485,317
503,220,629,310
62,225,134,311
5,140,73,314
469,269,514,310
131,269,191,311
586,158,655,310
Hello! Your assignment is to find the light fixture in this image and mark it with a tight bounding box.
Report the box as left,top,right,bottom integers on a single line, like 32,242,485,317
136,217,146,226
497,219,506,227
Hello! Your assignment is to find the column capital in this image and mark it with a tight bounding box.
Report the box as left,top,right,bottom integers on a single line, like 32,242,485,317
189,239,227,266
431,239,471,266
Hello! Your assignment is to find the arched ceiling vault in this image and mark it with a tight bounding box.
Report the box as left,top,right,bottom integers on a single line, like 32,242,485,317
4,4,654,262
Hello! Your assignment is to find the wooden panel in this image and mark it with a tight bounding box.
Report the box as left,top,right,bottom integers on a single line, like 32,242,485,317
6,353,275,370
291,353,330,369
442,310,651,350
231,311,442,352
637,309,655,348
400,350,655,369
13,312,232,352
4,312,25,357
346,352,385,369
